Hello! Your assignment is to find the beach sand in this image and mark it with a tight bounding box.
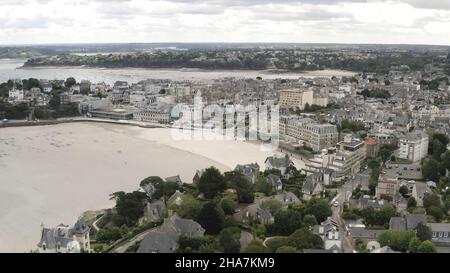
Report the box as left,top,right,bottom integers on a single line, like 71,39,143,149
0,122,303,252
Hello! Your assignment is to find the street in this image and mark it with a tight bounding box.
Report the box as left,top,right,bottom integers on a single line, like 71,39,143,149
333,179,355,253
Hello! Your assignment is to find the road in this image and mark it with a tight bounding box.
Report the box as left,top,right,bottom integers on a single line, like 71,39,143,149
240,231,254,250
109,227,158,253
333,179,355,253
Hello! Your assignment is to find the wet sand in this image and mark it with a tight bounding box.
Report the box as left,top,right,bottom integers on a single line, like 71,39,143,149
0,122,303,252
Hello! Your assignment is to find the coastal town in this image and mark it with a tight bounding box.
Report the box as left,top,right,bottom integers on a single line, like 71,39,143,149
2,46,449,254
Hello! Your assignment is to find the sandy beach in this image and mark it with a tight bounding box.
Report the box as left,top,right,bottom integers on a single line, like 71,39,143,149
0,122,303,252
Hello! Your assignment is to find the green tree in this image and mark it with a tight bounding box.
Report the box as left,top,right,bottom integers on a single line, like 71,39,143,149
378,230,416,252
379,148,392,163
255,224,266,239
422,159,442,182
176,195,203,220
220,197,236,215
416,222,432,241
197,201,225,235
340,119,365,133
417,240,437,253
197,167,226,199
219,227,241,253
234,176,255,204
408,236,421,253
261,199,283,215
267,209,303,236
304,198,332,223
65,77,76,88
432,139,446,160
441,150,450,171
288,228,323,250
177,236,216,253
96,226,129,243
110,191,148,226
255,176,274,196
399,185,409,197
407,197,417,209
241,239,268,253
140,176,181,201
302,214,318,228
276,246,299,253
49,92,61,109
429,132,449,156
368,157,381,170
423,193,441,210
428,205,444,222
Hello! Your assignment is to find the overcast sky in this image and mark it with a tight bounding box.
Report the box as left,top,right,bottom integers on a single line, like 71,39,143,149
1,0,450,45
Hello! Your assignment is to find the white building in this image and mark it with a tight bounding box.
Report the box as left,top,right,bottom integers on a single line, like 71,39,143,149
398,131,429,162
279,116,338,152
37,221,90,253
8,88,24,101
278,89,314,110
305,135,366,181
313,217,341,252
134,108,171,124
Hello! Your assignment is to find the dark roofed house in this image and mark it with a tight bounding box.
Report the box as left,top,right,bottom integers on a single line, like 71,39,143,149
165,175,183,185
192,169,205,185
405,213,427,230
267,174,283,192
235,163,260,184
264,155,294,175
37,221,90,253
371,246,401,253
234,203,274,225
350,227,383,242
137,213,205,253
427,223,450,246
137,232,177,253
389,217,406,231
271,191,301,206
349,195,391,210
302,173,324,201
143,198,166,223
159,213,205,238
389,213,427,231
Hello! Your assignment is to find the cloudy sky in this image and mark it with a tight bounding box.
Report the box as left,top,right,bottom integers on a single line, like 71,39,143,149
1,0,450,45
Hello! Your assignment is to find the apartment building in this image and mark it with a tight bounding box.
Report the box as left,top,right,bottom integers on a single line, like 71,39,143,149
280,116,338,152
134,108,171,124
376,177,399,198
398,130,429,162
278,89,314,110
305,135,366,181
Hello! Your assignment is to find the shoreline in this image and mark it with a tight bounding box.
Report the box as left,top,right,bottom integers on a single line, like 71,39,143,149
0,121,305,252
18,65,357,77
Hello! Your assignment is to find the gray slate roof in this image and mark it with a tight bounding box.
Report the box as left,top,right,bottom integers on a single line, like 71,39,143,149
350,227,383,239
265,156,293,169
137,232,178,253
405,213,427,230
267,174,282,189
389,217,406,231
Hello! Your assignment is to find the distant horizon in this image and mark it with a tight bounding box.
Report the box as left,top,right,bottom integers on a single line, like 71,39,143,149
1,42,450,48
2,1,450,46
